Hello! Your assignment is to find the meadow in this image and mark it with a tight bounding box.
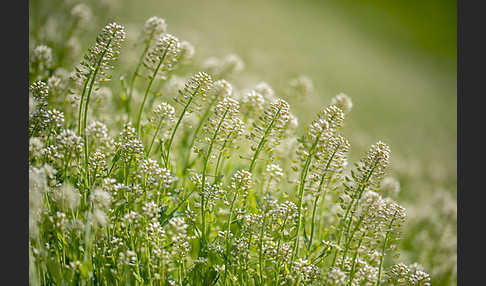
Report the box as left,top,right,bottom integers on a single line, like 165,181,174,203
29,0,456,285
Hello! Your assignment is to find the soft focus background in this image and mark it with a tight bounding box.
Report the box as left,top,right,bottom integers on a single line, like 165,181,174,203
30,0,457,284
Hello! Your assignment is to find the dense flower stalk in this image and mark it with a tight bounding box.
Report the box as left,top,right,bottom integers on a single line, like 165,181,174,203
164,72,213,169
135,33,180,134
247,98,290,172
126,16,167,115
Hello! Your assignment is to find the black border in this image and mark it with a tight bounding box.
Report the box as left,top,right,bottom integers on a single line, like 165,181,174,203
458,0,486,284
3,0,29,284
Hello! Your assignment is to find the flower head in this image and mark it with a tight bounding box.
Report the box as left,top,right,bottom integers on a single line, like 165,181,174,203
175,72,213,111
179,40,195,63
197,96,244,156
248,98,290,154
52,182,81,211
143,33,181,80
72,22,126,86
331,93,353,114
255,82,276,103
288,75,314,97
142,16,167,42
71,3,92,27
30,45,52,77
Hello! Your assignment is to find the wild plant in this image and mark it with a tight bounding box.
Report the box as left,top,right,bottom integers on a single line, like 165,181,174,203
29,12,433,286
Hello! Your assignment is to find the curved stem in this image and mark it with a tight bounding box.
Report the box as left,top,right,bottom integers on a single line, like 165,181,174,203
291,133,322,263
77,71,92,135
348,230,367,286
213,145,227,183
223,193,238,285
258,213,267,285
330,162,377,268
341,203,372,268
274,211,290,286
181,97,218,183
135,50,168,136
127,40,151,116
376,212,397,286
146,116,165,156
200,109,229,244
248,108,282,173
164,86,200,170
82,39,112,187
307,147,339,254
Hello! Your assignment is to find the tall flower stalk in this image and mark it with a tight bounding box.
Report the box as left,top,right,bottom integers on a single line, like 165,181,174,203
135,33,180,135
330,141,391,268
307,135,350,254
197,97,242,245
163,72,213,170
181,79,233,184
126,16,167,116
73,22,126,185
292,105,345,262
222,170,251,285
247,98,290,172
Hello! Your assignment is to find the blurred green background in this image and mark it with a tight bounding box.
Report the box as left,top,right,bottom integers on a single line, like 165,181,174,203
117,0,456,191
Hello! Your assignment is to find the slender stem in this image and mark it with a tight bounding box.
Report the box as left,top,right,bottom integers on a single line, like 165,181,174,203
200,109,229,244
274,211,290,286
330,162,377,268
135,50,168,136
107,148,121,177
258,213,267,285
376,212,397,286
82,39,112,187
291,133,322,263
164,85,200,169
127,40,151,116
213,145,226,182
77,71,92,135
248,108,282,173
223,193,238,285
181,97,218,184
348,230,367,286
307,147,339,254
341,203,372,268
146,116,164,156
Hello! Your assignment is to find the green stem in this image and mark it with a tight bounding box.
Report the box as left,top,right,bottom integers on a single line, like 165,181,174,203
127,40,151,116
135,49,168,136
77,71,92,135
291,133,322,263
308,147,339,254
213,144,227,183
223,193,238,285
248,108,282,173
200,109,229,245
340,203,372,268
330,162,377,268
348,230,367,286
146,115,165,156
181,97,218,184
164,85,200,170
258,213,267,285
376,212,397,286
83,39,112,187
274,211,290,286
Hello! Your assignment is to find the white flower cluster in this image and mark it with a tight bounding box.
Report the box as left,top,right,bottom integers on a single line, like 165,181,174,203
143,33,181,80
